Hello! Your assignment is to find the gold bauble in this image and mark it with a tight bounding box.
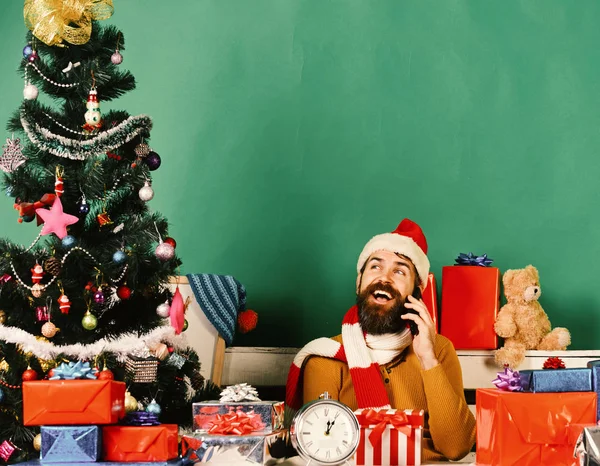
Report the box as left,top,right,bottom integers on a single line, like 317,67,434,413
0,310,5,325
82,311,98,330
153,343,169,360
38,358,57,373
0,360,9,372
33,433,42,451
125,391,138,413
41,322,59,338
31,283,44,298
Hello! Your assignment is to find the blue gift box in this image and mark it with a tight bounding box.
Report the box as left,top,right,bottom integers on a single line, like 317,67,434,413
519,368,592,393
41,425,101,463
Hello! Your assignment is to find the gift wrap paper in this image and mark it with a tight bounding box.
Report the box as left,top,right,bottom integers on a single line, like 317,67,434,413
587,360,600,421
354,408,424,466
193,401,284,433
440,265,500,349
574,426,600,466
102,424,179,462
476,388,597,466
519,368,592,393
183,429,289,465
41,425,101,462
19,461,183,466
22,380,125,426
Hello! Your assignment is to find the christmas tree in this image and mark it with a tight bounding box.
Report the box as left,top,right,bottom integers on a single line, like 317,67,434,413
0,2,218,462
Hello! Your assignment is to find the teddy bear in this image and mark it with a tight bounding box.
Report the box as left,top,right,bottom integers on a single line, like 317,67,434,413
494,265,571,368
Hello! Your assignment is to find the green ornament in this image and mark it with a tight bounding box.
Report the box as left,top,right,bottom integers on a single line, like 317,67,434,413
183,319,188,332
82,311,98,330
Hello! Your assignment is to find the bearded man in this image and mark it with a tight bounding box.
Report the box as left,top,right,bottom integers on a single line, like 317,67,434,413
286,219,475,462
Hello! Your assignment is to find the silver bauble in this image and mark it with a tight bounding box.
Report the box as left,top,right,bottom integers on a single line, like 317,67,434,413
23,83,38,100
111,51,123,65
155,242,175,261
139,182,154,202
156,302,170,318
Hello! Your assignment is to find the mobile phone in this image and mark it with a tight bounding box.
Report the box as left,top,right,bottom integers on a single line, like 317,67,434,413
406,287,422,336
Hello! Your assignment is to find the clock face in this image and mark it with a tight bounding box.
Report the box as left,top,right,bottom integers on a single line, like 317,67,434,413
294,400,360,465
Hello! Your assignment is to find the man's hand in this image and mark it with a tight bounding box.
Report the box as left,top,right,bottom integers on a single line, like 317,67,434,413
402,295,439,370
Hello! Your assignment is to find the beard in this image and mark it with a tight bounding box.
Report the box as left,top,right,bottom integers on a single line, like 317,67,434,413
356,282,410,335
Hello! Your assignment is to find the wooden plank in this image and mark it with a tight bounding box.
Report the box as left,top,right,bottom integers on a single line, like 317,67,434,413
222,347,600,389
211,335,226,386
458,350,600,389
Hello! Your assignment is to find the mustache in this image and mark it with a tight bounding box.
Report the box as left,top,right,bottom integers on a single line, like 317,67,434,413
362,282,402,301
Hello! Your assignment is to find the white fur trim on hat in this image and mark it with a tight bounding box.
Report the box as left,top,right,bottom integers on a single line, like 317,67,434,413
357,233,430,288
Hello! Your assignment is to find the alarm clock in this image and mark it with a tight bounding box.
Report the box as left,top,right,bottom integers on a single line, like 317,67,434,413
290,392,360,465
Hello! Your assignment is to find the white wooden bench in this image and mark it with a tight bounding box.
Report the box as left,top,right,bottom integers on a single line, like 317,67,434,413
220,347,600,415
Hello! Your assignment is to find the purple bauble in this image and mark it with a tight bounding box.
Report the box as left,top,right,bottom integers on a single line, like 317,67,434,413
93,291,105,304
155,242,175,262
23,44,33,58
78,202,90,215
145,152,161,171
28,50,38,62
111,51,123,65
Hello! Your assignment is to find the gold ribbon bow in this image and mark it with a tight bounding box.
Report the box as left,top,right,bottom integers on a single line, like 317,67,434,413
24,0,114,47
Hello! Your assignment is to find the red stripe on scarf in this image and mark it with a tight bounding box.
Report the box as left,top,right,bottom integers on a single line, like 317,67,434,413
286,305,391,410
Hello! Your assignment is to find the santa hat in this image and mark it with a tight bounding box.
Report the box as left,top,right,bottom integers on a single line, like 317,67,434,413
356,218,430,288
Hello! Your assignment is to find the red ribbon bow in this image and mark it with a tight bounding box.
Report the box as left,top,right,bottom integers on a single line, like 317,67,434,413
207,411,265,435
356,409,413,447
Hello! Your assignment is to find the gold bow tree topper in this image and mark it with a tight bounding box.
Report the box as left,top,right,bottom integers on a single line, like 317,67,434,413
24,0,114,47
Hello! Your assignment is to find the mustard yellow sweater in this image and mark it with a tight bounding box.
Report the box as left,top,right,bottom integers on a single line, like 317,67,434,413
302,334,476,462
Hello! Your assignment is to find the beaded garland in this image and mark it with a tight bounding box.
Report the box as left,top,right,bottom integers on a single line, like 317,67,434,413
26,61,79,89
10,246,128,294
0,379,21,390
43,112,88,137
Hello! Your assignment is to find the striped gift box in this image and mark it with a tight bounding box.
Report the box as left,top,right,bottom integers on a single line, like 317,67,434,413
354,408,424,466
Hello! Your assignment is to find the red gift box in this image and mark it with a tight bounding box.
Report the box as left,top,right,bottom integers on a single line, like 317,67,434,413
440,266,500,349
354,408,424,466
22,380,125,426
102,424,179,462
421,273,438,333
476,388,597,466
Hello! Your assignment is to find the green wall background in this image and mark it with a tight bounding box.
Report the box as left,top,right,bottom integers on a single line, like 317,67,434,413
1,1,599,349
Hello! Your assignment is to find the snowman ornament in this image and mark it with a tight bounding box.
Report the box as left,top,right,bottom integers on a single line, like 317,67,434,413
83,87,103,132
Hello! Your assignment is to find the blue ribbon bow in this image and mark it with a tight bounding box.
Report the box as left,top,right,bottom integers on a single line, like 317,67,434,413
455,252,493,267
49,361,98,380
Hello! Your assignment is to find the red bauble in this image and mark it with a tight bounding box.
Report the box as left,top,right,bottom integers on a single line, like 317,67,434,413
164,237,176,248
98,369,114,380
22,368,38,381
237,309,258,334
117,286,131,300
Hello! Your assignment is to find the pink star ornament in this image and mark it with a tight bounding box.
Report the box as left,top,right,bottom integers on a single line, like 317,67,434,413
35,196,78,239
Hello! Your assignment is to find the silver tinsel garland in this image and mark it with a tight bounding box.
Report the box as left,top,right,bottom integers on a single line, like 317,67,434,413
20,110,153,160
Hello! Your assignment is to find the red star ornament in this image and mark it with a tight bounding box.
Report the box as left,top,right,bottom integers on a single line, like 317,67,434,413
35,196,78,239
